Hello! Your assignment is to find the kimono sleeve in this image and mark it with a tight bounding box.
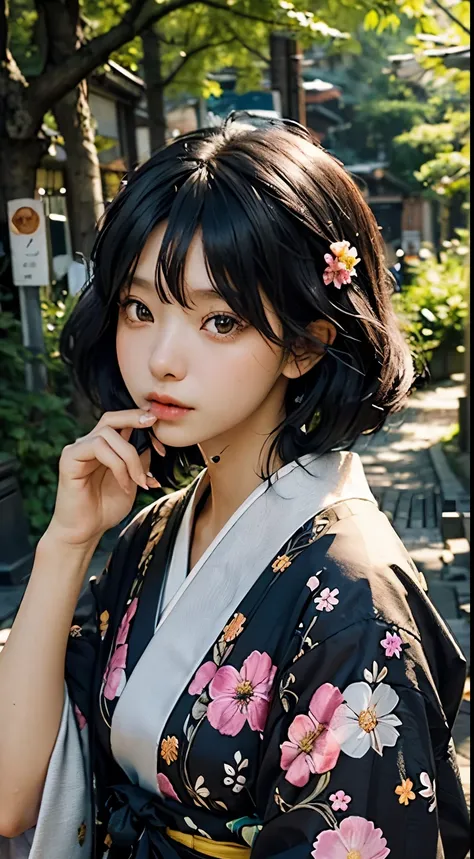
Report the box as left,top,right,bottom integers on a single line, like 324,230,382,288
65,504,153,729
251,617,470,859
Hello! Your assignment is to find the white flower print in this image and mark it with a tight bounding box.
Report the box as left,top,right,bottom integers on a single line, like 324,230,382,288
363,661,388,685
184,817,211,839
314,587,339,612
306,575,320,592
419,771,437,812
193,775,210,799
223,750,249,793
332,680,401,758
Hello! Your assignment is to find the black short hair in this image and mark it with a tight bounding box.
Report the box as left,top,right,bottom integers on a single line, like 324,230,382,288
61,112,413,483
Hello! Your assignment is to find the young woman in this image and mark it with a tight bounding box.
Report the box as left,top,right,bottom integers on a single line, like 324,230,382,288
0,113,469,859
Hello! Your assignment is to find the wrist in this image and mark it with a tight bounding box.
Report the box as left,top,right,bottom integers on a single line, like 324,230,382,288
40,522,101,557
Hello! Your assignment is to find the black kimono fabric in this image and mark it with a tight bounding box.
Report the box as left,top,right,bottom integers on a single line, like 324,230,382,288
65,489,470,859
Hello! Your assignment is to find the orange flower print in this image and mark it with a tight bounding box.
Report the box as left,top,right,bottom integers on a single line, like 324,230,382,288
99,610,110,638
395,778,416,806
272,555,292,573
104,834,113,848
161,735,179,765
69,625,82,638
223,613,246,642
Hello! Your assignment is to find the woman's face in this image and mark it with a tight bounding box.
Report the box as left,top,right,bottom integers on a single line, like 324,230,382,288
116,223,289,452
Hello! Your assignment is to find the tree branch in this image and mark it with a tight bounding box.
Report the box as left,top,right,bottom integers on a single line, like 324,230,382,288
430,0,470,36
162,35,235,86
27,0,289,119
227,25,270,63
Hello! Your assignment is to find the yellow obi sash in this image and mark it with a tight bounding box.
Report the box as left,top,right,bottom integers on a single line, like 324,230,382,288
166,827,251,858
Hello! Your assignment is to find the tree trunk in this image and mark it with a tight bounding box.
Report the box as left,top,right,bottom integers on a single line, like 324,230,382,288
37,0,104,259
0,137,43,237
141,22,167,153
0,53,45,301
53,81,104,259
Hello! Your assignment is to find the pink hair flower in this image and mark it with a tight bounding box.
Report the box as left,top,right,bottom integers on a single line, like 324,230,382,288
323,240,360,289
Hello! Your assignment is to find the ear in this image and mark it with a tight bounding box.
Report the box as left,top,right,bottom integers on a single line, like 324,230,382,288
282,319,337,380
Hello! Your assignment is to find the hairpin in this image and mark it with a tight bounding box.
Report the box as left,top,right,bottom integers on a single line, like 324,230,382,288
323,240,360,289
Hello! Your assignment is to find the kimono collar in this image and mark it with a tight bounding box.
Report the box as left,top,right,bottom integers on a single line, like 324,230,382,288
111,451,376,792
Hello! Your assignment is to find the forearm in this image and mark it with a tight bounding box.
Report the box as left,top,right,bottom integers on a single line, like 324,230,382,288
0,529,98,835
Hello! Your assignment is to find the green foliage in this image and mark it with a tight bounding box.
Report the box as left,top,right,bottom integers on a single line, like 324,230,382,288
395,105,470,197
0,301,83,540
393,233,469,371
79,0,433,115
322,26,435,186
392,2,470,200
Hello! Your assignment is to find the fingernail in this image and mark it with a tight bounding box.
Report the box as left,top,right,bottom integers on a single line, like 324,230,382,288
146,474,161,487
152,440,166,457
139,414,157,425
139,473,149,489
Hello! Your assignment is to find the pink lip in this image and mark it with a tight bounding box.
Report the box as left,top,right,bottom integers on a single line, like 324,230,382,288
148,401,191,420
145,393,193,421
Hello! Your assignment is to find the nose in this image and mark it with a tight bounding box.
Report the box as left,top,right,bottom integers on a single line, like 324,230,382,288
148,314,187,382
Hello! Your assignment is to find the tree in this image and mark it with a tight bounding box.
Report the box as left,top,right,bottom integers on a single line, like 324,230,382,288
2,0,431,248
1,0,340,242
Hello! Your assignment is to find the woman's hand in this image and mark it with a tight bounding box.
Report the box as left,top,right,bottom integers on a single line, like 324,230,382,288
47,409,165,547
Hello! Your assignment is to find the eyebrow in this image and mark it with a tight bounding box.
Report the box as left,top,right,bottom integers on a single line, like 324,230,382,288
130,275,222,300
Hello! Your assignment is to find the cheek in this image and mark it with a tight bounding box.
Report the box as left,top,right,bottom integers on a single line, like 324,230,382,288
116,327,144,393
207,338,283,400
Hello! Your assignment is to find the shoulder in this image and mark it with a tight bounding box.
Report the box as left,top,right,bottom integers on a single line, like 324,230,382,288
129,486,187,534
119,485,190,559
302,500,427,640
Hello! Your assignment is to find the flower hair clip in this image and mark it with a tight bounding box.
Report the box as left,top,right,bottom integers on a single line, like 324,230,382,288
323,240,360,289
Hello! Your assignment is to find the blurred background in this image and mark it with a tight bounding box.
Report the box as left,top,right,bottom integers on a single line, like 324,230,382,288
0,0,470,815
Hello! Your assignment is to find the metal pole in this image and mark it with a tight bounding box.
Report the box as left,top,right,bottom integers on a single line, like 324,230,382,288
18,284,47,392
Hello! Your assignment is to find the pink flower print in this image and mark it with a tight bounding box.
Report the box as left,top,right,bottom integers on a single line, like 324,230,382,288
312,816,390,859
103,644,128,700
280,683,344,787
116,598,138,647
380,631,403,659
330,790,352,812
314,587,339,612
74,704,87,731
188,661,218,696
157,773,181,803
306,575,320,592
207,651,277,737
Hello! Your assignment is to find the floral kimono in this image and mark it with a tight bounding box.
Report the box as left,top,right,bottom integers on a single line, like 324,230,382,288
9,451,471,859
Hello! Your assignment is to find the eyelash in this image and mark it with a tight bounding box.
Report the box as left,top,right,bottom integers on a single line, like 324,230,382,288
118,299,245,340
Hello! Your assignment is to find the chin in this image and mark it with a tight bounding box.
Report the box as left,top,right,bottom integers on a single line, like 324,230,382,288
153,423,230,451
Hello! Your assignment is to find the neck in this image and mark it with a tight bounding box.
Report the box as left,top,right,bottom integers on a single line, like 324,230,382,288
197,380,287,538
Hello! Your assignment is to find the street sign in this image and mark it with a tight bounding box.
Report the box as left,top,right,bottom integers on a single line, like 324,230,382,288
7,198,50,287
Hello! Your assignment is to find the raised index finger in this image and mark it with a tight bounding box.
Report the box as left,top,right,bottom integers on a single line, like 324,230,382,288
96,409,157,432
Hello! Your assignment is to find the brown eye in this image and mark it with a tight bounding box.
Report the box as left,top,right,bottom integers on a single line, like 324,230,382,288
121,300,153,323
214,315,236,334
204,314,238,336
